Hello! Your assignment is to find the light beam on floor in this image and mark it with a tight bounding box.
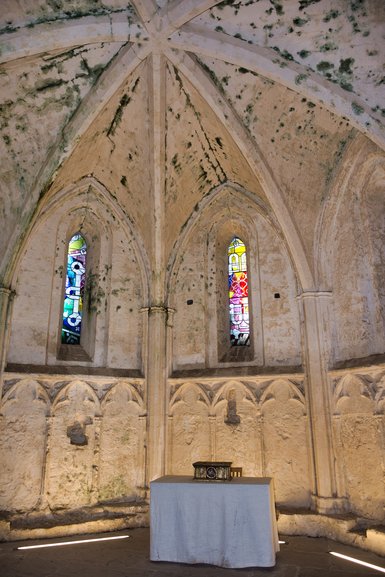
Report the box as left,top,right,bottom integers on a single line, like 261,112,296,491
17,535,130,550
330,551,385,573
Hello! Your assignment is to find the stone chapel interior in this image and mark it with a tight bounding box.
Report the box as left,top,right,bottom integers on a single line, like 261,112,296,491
0,0,385,554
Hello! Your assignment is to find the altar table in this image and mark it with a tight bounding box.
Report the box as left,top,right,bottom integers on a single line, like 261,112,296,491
150,475,279,568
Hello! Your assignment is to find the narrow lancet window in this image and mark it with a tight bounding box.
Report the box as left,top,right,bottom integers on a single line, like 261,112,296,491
228,237,249,346
62,233,87,345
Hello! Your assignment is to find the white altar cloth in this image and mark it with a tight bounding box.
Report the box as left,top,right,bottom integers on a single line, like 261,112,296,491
150,475,279,568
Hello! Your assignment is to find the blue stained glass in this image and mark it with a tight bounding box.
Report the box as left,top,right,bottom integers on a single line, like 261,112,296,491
61,233,87,345
228,237,249,346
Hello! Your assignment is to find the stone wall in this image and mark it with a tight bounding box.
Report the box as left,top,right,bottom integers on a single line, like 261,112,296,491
2,167,385,528
7,180,148,371
2,366,385,526
167,376,310,508
0,375,146,513
0,0,385,543
331,368,385,522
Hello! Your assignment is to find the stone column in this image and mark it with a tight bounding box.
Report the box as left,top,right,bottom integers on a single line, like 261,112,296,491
297,291,346,514
91,415,102,504
40,415,54,510
165,307,175,377
145,305,168,484
209,415,216,460
0,287,14,402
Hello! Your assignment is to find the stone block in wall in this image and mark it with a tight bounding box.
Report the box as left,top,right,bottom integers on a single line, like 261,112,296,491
98,382,144,501
0,379,48,512
261,379,310,508
46,381,99,510
212,383,261,476
168,384,211,474
333,373,385,522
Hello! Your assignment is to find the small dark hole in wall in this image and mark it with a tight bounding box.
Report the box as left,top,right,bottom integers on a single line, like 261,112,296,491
187,299,193,305
274,293,280,299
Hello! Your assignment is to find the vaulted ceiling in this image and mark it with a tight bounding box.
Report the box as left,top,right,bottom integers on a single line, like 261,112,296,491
1,0,384,287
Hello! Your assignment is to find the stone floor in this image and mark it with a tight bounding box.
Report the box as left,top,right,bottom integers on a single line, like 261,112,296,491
1,528,385,577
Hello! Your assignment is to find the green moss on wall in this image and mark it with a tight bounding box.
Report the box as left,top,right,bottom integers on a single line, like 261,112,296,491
35,78,66,91
351,102,364,115
293,17,308,27
323,9,340,22
299,0,321,9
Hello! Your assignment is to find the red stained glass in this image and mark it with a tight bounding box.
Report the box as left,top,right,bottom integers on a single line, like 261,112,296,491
228,237,250,346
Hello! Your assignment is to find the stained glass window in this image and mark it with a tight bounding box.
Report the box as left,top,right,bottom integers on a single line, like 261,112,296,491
61,233,87,345
228,237,249,346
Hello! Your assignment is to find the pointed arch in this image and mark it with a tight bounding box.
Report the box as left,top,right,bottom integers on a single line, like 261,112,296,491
211,379,256,412
169,381,211,415
166,181,284,299
1,48,151,286
260,378,306,410
40,177,151,303
168,182,301,371
99,379,146,501
6,176,150,370
315,136,385,364
101,380,145,414
164,48,314,291
0,378,50,415
167,381,212,474
0,377,50,513
334,374,373,415
52,379,101,415
314,135,382,288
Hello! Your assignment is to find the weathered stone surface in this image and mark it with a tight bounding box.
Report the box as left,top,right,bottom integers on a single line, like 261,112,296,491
0,379,48,512
0,0,385,548
98,382,145,501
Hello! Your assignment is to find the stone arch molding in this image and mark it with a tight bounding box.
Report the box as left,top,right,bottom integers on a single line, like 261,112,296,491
168,181,302,370
314,138,385,364
333,373,385,415
334,374,374,415
6,176,150,299
165,48,314,291
0,378,50,416
168,377,306,416
98,380,146,502
211,380,256,417
4,0,385,292
260,378,306,412
101,380,145,415
6,176,151,369
0,376,148,513
166,376,310,495
11,176,151,297
167,181,297,302
52,379,101,417
315,135,385,289
169,382,211,416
